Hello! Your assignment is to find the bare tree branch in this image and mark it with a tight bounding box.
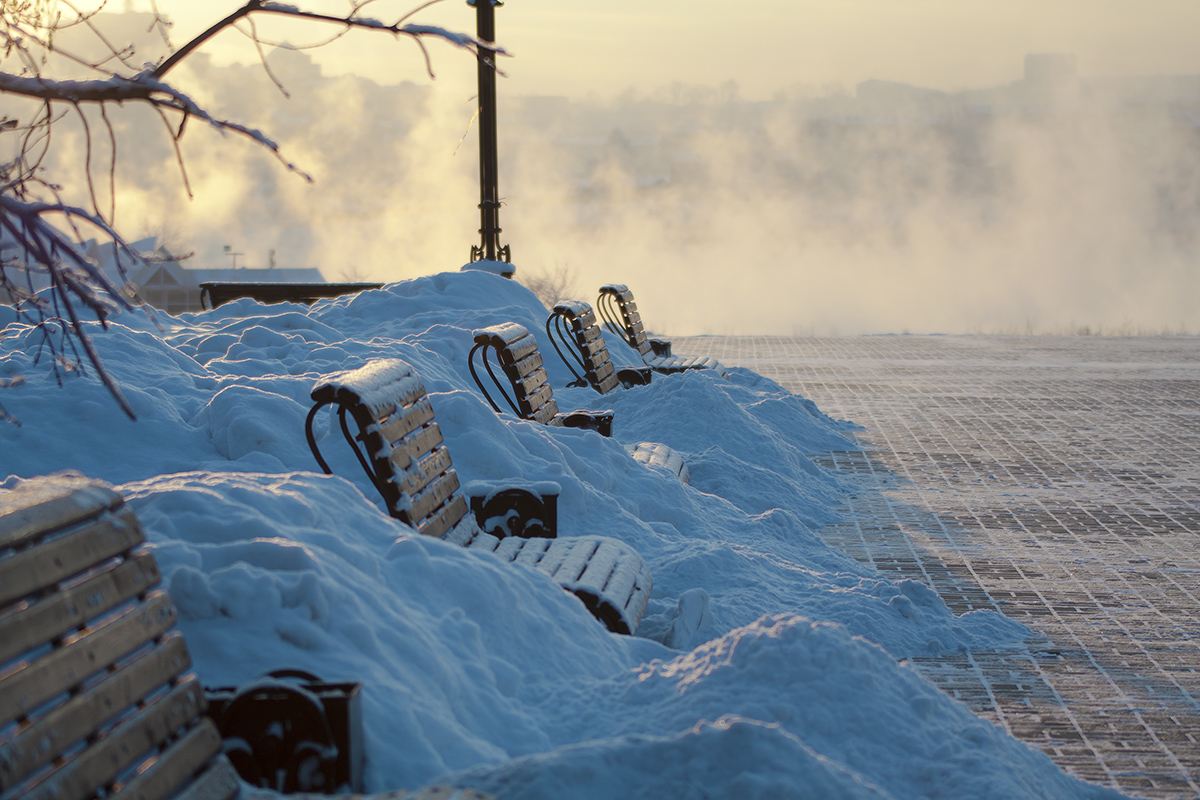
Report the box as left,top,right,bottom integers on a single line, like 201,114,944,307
1,0,497,422
152,0,498,79
0,194,139,418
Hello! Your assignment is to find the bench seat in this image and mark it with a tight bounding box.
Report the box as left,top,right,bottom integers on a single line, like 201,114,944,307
308,359,653,635
621,442,691,484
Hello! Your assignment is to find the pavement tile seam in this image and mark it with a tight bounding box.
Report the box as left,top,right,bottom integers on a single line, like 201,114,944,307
674,334,1200,799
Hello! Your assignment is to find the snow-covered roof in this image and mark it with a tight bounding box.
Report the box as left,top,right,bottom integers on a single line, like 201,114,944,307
184,267,326,283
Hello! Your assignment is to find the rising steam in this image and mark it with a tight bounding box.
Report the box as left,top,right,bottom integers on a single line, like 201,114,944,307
11,17,1198,336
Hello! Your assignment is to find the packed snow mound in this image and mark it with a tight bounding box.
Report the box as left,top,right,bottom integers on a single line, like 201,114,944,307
0,273,1022,656
117,473,1113,800
450,617,1127,800
445,717,897,800
1,270,1120,798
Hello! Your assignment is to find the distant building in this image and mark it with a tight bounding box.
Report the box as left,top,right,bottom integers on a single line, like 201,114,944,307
0,234,325,315
134,263,325,314
853,54,1200,122
97,239,324,314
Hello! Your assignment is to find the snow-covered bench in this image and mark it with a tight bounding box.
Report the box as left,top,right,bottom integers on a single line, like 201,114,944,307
546,299,652,393
470,322,689,484
597,284,728,377
307,359,654,635
0,474,240,800
469,321,614,436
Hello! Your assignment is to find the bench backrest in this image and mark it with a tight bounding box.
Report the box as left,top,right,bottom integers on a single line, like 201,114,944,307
0,475,238,800
469,322,561,425
546,300,621,395
597,283,654,358
309,360,470,541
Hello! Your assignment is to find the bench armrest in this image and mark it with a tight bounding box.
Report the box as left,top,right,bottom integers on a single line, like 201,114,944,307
554,410,614,437
465,485,559,539
615,367,653,387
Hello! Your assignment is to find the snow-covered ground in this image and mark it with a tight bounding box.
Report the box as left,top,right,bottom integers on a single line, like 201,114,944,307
0,270,1127,799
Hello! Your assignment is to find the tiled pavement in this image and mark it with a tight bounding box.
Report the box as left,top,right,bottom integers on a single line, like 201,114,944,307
674,335,1200,800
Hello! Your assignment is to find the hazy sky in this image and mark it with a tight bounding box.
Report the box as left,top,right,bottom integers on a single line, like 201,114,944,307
82,1,1200,335
132,0,1199,99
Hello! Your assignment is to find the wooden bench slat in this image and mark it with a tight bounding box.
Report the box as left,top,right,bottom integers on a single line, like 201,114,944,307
582,347,610,371
519,383,556,419
406,472,462,528
0,479,123,551
576,320,602,344
0,507,145,608
547,538,602,585
1,476,236,800
495,334,540,367
0,635,191,788
596,375,620,396
512,362,549,400
312,361,426,420
530,399,562,427
0,592,177,722
386,422,445,474
0,551,161,664
415,494,470,541
353,378,426,419
509,351,544,385
491,535,530,564
507,537,552,567
624,442,690,481
20,680,209,800
396,446,455,499
375,397,436,446
577,542,623,602
476,321,528,347
106,717,225,800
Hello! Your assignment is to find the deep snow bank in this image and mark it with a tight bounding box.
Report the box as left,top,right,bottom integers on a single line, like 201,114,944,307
1,271,1120,799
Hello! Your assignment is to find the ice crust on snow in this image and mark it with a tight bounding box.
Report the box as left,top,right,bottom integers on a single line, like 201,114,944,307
0,270,1125,799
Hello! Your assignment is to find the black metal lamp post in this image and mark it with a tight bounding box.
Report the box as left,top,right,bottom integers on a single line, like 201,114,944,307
469,0,511,266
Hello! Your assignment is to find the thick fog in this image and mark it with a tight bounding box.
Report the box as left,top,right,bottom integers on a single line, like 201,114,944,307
8,12,1199,335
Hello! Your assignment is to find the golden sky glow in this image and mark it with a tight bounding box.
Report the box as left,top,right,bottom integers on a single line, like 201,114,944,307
135,0,1199,99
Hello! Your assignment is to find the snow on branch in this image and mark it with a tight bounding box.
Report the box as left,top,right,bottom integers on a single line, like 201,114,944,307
0,194,140,419
0,0,491,423
153,0,505,80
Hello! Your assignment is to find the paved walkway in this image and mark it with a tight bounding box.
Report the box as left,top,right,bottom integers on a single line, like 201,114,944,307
676,335,1200,800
